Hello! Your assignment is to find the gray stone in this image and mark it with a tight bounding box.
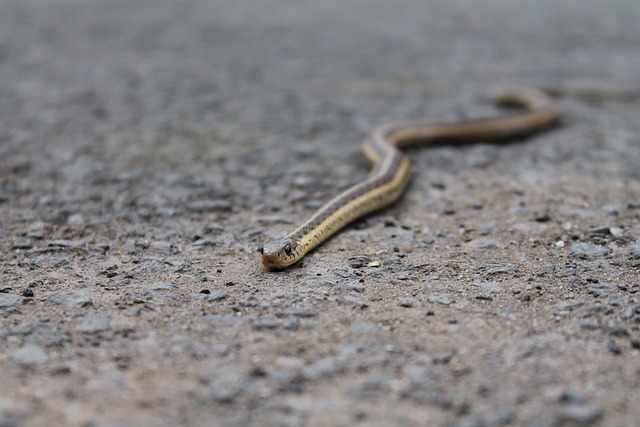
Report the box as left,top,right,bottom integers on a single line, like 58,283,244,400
148,282,178,291
302,356,348,381
400,366,451,408
336,295,368,309
148,241,172,255
204,315,247,327
75,312,111,333
398,297,420,308
428,294,453,305
465,239,498,249
0,397,14,412
558,404,603,424
11,344,49,366
206,290,229,302
351,374,390,399
0,295,22,308
570,242,609,259
45,291,93,307
586,225,611,236
186,200,232,212
206,371,242,403
253,317,281,330
334,283,365,293
191,238,216,247
535,265,555,276
351,321,379,334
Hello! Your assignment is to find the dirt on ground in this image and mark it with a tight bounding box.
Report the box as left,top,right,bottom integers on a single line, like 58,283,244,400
1,0,639,426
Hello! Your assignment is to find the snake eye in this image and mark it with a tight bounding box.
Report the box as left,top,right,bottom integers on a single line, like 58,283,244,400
284,244,292,256
258,247,264,254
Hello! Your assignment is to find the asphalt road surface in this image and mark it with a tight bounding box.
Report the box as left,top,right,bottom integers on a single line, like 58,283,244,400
1,0,639,426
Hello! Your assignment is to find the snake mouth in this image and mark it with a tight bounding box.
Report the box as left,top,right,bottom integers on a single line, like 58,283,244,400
261,250,300,270
261,254,291,270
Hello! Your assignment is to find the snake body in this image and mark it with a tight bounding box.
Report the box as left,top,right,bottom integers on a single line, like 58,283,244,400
260,88,560,269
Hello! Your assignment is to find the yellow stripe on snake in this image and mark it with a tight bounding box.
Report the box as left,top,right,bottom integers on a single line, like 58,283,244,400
260,88,560,269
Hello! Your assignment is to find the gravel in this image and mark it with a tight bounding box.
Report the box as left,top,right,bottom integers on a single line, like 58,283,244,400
0,0,639,426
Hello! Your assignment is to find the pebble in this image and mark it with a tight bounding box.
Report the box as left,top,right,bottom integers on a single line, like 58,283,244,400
269,370,302,393
148,282,178,291
45,291,93,307
428,294,453,305
191,238,216,247
335,283,365,293
11,344,49,366
482,220,498,231
203,315,247,327
302,356,348,381
11,240,33,250
432,349,457,365
471,280,501,293
578,319,600,330
48,239,82,248
206,290,229,302
75,312,111,333
535,213,551,222
550,301,586,312
238,297,259,307
535,265,555,277
558,404,603,424
398,297,420,308
293,174,314,188
49,364,72,376
0,396,13,412
465,239,497,249
274,310,318,318
484,265,517,276
67,213,86,231
5,155,31,173
186,199,232,212
586,226,611,236
601,201,622,214
349,256,373,268
253,317,282,330
206,372,242,403
629,243,640,258
148,241,172,256
336,295,368,309
28,222,46,239
351,321,379,334
609,227,624,237
585,283,616,298
570,242,609,259
203,223,225,234
0,294,23,308
351,374,390,399
400,373,451,407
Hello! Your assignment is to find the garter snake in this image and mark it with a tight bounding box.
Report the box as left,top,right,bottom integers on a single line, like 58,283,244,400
260,88,560,269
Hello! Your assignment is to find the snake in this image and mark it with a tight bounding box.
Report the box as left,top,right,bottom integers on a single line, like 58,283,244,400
260,88,560,269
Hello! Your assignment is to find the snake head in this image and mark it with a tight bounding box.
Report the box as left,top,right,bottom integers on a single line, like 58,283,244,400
259,238,300,270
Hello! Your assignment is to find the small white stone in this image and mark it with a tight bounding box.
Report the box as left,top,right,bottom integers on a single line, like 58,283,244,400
609,227,623,237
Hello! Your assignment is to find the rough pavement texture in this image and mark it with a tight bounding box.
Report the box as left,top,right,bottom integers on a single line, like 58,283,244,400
1,0,639,426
